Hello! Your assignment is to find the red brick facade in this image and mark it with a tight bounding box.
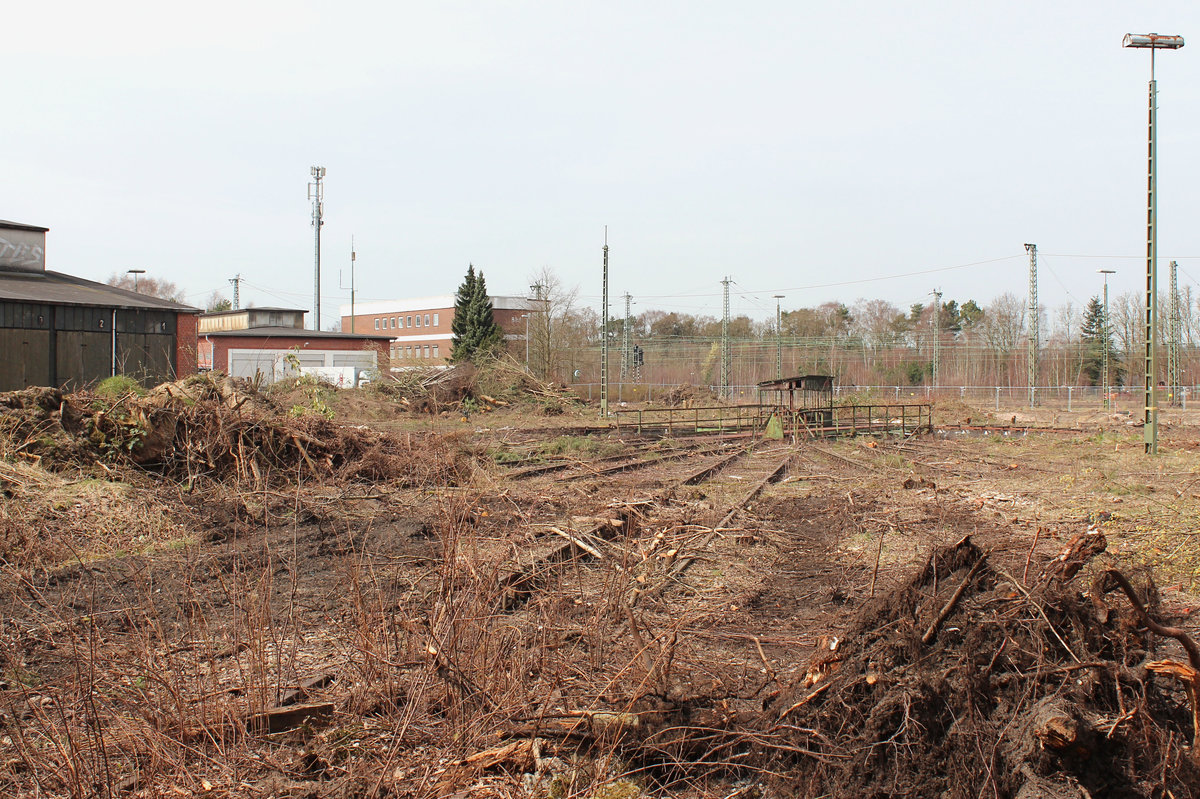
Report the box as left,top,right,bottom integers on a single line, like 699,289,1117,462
175,312,199,377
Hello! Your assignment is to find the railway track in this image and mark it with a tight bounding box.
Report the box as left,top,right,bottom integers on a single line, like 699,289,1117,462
496,441,785,609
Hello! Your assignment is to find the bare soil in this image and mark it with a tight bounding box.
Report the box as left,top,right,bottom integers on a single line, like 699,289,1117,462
2,381,1199,798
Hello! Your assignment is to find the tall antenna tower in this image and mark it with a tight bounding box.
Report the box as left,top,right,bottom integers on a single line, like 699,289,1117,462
620,292,633,380
228,274,242,310
720,277,732,397
1169,259,1181,405
931,288,942,388
1025,243,1038,406
308,166,326,331
600,228,609,418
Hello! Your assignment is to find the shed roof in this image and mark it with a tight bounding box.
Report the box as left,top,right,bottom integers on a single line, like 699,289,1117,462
0,220,50,233
0,268,199,311
756,374,834,391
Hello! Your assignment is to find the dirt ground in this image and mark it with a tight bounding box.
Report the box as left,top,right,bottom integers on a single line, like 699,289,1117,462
2,382,1199,798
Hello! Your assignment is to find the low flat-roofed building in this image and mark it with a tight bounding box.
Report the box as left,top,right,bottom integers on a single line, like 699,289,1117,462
0,220,200,391
339,295,533,364
198,307,392,386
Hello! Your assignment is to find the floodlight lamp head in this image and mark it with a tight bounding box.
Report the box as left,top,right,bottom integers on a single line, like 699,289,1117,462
311,166,326,177
1124,33,1185,50
1024,243,1036,252
1098,269,1116,275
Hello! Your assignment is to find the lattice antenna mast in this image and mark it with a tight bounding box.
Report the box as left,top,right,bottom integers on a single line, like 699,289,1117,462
721,277,732,397
1171,257,1180,400
620,293,633,380
931,289,942,388
600,228,609,418
228,274,242,310
308,166,326,331
1025,243,1038,406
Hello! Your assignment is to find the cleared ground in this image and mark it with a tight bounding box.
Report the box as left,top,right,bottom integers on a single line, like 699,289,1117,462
1,376,1198,798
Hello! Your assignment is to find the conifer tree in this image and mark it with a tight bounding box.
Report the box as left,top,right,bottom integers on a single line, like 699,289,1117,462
1080,295,1123,386
450,264,504,362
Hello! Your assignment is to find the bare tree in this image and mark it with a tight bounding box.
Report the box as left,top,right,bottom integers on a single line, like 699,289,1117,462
106,273,186,302
527,266,579,381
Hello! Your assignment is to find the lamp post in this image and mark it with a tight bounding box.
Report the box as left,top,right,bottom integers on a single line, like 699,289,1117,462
127,269,146,292
773,295,784,379
1124,32,1184,454
1099,269,1115,411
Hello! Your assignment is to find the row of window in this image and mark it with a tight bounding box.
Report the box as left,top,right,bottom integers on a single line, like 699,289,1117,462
375,312,438,331
389,344,440,360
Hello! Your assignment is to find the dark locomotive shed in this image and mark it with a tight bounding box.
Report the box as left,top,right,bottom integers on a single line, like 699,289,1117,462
0,220,199,392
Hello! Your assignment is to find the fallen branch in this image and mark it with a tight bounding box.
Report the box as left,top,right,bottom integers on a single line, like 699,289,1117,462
922,555,987,644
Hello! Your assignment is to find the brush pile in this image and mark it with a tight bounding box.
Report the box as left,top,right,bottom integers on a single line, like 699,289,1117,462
375,357,581,415
749,534,1200,798
0,374,473,487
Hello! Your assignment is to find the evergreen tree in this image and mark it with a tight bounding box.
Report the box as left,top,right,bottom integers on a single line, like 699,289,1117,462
450,264,504,363
1080,295,1123,386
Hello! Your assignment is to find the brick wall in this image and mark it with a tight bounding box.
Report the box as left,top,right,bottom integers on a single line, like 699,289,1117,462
175,312,199,377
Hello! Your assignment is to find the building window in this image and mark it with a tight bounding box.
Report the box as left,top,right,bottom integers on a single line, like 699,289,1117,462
432,344,439,359
374,318,380,330
398,316,404,328
424,314,430,326
406,346,412,357
415,315,422,328
433,313,439,326
424,345,430,358
407,316,412,327
388,317,394,328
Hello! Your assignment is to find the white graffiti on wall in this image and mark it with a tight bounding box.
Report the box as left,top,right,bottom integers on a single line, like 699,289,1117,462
0,236,45,269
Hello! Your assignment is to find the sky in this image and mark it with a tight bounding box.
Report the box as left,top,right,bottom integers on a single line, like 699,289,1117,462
6,1,1200,327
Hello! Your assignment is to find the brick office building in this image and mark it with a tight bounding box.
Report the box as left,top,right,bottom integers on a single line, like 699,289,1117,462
340,295,533,364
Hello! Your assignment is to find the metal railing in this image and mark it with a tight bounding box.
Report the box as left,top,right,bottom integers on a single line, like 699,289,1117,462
612,402,932,439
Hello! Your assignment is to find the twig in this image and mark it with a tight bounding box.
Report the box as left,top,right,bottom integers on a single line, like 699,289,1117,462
922,556,987,644
995,567,1082,664
1021,525,1042,585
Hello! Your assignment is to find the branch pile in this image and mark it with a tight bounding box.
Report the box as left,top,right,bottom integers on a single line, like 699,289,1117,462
0,374,473,487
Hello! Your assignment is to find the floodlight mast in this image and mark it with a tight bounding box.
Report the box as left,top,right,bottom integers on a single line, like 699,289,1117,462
1124,32,1184,455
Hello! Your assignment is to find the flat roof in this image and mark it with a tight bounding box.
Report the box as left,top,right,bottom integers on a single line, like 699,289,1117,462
200,326,391,340
200,307,304,317
0,268,199,311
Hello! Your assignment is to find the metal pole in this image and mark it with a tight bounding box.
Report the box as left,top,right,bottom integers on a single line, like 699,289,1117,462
1169,259,1180,405
720,277,731,398
309,166,326,331
1102,271,1113,410
1025,243,1038,407
1145,75,1158,453
601,228,609,418
621,292,632,380
931,289,942,388
773,294,784,379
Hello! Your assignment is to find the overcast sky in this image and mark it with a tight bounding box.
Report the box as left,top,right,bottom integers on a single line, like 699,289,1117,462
6,1,1200,325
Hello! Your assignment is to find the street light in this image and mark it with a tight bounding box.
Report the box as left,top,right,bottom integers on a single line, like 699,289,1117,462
127,269,146,292
1124,31,1184,454
1098,269,1116,411
773,295,785,379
